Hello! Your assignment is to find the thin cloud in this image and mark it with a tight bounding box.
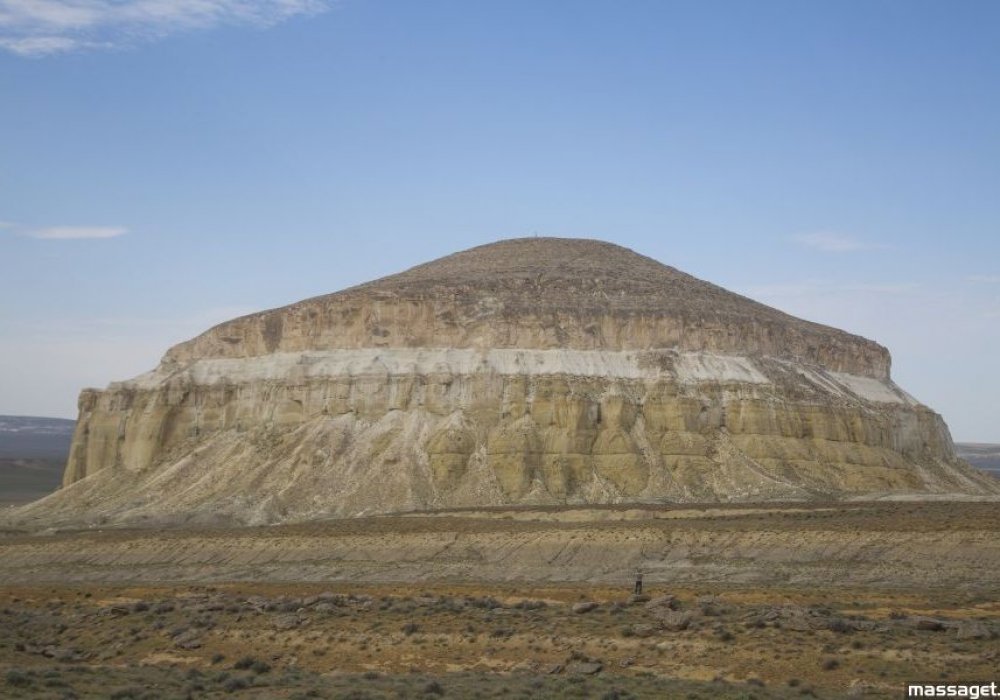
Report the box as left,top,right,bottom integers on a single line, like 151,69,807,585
0,0,329,56
790,232,888,253
968,274,1000,284
26,225,128,240
0,35,104,55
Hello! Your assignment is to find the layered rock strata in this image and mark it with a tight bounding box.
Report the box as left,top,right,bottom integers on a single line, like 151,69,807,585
20,238,998,526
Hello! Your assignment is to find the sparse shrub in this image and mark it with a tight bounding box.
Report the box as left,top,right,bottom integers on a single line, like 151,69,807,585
192,615,215,628
424,680,445,695
698,596,724,617
335,691,374,700
224,676,249,692
233,656,256,670
402,622,420,636
821,658,840,670
250,660,271,674
827,618,853,634
211,653,226,664
5,669,31,687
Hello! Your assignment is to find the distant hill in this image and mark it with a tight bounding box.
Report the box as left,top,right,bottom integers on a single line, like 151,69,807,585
0,415,75,458
955,443,1000,478
0,416,74,505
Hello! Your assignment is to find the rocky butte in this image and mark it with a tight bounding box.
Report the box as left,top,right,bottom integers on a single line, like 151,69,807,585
17,238,999,526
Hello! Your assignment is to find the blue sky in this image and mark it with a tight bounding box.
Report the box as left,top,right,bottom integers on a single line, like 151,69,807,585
1,1,998,441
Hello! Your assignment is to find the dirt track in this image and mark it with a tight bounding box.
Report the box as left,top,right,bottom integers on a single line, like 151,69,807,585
1,502,998,589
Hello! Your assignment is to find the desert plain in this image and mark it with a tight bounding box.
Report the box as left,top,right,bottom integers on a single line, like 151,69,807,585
1,500,998,699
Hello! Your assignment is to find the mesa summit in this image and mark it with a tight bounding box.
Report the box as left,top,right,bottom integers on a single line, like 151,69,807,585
14,238,998,527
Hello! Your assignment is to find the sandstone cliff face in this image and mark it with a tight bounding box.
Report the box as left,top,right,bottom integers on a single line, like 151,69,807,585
19,238,998,527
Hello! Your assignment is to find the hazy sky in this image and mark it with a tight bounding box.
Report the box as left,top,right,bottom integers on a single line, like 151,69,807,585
1,1,998,441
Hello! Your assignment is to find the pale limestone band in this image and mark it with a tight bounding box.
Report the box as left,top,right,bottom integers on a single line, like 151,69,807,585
117,348,912,405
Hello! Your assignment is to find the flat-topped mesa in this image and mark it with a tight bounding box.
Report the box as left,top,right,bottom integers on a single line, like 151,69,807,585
164,238,890,379
20,237,997,529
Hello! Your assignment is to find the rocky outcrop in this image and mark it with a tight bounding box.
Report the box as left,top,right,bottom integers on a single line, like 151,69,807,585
17,238,999,527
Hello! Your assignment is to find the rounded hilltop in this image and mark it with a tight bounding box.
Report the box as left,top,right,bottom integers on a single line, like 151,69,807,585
351,237,799,319
167,237,890,378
